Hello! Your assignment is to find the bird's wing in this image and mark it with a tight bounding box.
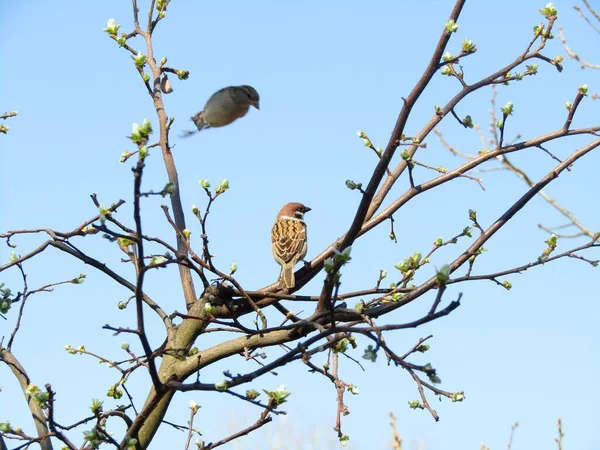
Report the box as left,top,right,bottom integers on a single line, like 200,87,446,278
272,218,307,265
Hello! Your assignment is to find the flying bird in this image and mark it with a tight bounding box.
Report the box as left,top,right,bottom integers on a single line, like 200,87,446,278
271,202,311,289
182,85,260,137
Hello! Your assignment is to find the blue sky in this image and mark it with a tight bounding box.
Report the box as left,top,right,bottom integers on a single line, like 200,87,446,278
1,1,599,449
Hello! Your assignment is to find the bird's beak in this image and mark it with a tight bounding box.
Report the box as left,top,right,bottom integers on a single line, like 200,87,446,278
253,101,260,110
304,206,312,213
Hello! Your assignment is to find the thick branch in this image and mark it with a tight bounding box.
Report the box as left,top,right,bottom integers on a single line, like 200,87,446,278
0,347,53,450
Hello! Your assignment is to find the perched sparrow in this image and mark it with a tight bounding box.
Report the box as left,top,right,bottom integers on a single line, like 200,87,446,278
272,202,311,289
182,85,260,137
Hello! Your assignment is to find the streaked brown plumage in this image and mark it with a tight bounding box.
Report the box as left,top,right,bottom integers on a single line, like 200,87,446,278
272,202,311,289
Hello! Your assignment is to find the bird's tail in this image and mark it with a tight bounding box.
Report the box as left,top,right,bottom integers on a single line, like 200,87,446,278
280,265,295,289
191,112,207,132
180,113,206,138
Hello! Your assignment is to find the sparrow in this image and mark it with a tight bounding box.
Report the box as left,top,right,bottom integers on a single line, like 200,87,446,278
182,85,260,137
272,202,311,289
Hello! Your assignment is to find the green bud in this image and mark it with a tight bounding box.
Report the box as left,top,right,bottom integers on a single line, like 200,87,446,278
539,2,557,16
229,263,238,274
442,52,454,62
334,338,349,353
324,257,334,273
64,344,75,355
103,19,121,35
334,246,352,265
391,292,403,302
545,234,558,248
579,84,588,95
199,179,210,189
501,101,514,116
107,384,123,399
120,151,131,162
182,229,191,240
133,52,147,67
452,392,466,402
72,273,86,284
246,389,260,400
83,429,99,444
141,119,152,135
436,264,450,285
429,374,442,384
408,400,421,409
345,179,362,190
362,345,377,362
262,385,291,405
150,256,166,266
462,39,476,52
445,19,459,32
162,182,175,196
0,299,11,314
90,398,104,415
